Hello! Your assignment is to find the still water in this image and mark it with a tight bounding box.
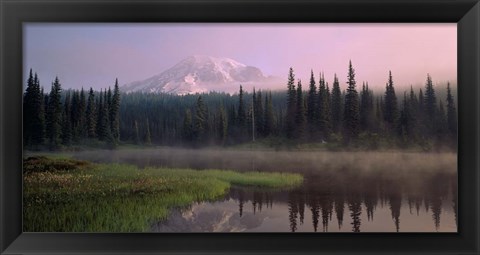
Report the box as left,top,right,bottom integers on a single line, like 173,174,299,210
73,148,457,233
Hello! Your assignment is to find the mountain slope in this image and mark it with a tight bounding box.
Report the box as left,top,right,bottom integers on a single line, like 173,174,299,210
122,55,280,95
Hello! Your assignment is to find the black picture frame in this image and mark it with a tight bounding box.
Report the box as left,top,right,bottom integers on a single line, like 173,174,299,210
1,0,479,254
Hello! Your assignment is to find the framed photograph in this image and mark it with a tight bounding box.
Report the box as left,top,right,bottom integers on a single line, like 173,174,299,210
1,0,479,254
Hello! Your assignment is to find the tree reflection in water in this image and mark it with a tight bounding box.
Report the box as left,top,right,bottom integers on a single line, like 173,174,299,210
226,169,456,233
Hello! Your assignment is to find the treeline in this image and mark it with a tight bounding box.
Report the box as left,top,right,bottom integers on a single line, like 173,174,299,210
24,60,457,151
23,69,121,149
168,61,457,150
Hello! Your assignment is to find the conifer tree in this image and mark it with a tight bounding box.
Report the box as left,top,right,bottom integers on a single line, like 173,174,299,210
318,73,330,139
446,82,457,136
183,109,194,143
254,90,264,137
436,101,448,137
61,92,72,145
26,72,46,146
23,69,35,146
398,92,413,141
237,85,246,129
307,70,317,131
424,74,437,135
46,77,63,149
383,71,398,132
24,70,46,146
343,61,360,143
360,82,374,132
194,96,207,143
330,74,342,133
35,83,46,145
78,88,87,139
110,79,121,142
296,80,306,139
286,68,297,139
86,88,97,138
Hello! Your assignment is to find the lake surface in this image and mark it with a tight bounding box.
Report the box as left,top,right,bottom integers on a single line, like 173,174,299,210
72,148,457,232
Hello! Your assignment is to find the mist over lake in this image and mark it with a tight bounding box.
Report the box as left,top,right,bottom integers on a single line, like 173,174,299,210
67,148,457,232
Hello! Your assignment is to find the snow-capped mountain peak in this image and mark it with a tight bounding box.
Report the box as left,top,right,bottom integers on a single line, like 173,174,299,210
122,55,279,95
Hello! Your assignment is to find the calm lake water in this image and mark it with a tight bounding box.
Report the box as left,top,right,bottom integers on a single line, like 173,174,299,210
72,148,457,233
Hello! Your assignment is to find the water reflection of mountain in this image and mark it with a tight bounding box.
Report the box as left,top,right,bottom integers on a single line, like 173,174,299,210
227,171,457,233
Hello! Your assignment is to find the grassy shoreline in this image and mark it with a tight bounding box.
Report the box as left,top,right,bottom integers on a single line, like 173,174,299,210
23,156,303,232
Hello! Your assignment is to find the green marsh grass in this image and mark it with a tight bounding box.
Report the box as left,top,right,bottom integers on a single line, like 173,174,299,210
23,157,303,232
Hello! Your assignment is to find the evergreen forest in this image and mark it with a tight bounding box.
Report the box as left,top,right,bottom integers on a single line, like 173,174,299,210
23,61,457,151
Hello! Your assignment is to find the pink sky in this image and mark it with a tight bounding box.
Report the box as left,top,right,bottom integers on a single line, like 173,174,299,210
24,23,456,91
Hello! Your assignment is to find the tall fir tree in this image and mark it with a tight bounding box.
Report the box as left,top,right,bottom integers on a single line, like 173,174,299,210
23,69,35,146
110,79,121,142
194,96,207,143
295,80,306,139
45,77,63,149
78,88,87,139
424,74,437,134
25,72,46,146
86,88,97,138
318,73,330,139
343,61,360,143
237,85,246,130
330,74,342,133
286,67,297,139
254,90,264,137
360,82,372,131
61,92,72,145
307,70,317,133
383,71,398,132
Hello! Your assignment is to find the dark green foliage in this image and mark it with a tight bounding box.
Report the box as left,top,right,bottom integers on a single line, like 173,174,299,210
307,70,317,133
24,64,457,151
436,101,448,136
343,61,360,143
46,77,63,149
61,92,72,145
97,90,113,142
254,90,264,137
237,85,246,128
23,70,46,147
183,109,194,143
446,82,457,136
398,92,414,142
110,79,121,143
318,73,331,139
330,74,342,133
86,88,97,138
194,96,208,143
424,74,437,131
286,67,297,139
383,71,398,131
216,105,228,145
360,82,374,132
295,80,306,139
